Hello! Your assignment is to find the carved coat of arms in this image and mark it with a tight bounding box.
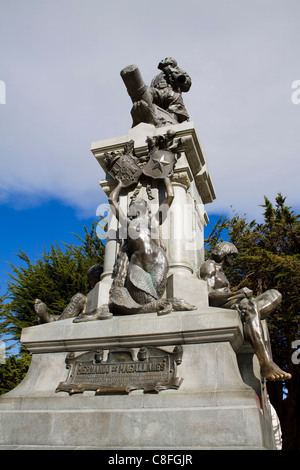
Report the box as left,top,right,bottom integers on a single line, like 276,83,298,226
104,151,143,188
103,131,181,188
142,149,176,179
142,131,181,179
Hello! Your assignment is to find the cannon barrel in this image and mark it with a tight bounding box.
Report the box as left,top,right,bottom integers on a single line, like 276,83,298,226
120,64,153,107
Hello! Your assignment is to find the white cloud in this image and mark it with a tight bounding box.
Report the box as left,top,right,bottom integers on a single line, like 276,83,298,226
0,0,299,221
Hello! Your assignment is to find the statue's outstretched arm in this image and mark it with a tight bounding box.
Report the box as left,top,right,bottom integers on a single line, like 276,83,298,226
161,176,174,208
108,181,126,222
154,176,174,225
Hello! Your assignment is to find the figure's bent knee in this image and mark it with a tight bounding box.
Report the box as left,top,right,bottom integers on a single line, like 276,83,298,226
256,289,282,319
260,289,282,308
268,289,282,304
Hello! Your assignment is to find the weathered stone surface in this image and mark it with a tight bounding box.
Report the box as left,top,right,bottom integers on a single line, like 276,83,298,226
0,308,276,449
0,117,277,450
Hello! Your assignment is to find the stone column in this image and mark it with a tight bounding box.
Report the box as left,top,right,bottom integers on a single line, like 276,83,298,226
167,172,193,276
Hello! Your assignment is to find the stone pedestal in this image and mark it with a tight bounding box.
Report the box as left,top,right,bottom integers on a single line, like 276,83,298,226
0,308,276,449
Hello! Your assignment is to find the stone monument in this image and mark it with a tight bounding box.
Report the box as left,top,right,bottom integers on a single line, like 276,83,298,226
0,58,289,449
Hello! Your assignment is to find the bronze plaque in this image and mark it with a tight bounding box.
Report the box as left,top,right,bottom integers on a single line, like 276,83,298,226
56,346,183,395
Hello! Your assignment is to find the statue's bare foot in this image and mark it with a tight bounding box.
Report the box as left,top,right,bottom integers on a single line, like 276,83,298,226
157,300,173,316
73,305,112,322
156,298,197,316
260,360,292,381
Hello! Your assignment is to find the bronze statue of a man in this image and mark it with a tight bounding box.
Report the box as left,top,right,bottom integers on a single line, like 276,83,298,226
121,57,191,128
150,57,191,124
200,241,292,381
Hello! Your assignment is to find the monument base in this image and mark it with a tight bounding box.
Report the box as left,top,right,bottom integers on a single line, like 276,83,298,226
0,308,277,449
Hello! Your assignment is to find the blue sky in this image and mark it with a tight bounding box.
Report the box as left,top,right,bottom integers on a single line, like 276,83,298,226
0,201,96,297
0,0,300,298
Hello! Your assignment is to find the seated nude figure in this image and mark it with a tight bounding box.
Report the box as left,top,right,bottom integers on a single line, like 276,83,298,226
200,241,292,381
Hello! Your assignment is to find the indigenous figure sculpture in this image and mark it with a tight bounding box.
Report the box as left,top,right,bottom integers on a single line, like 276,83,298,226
200,241,292,381
35,130,195,323
121,57,191,128
107,176,177,315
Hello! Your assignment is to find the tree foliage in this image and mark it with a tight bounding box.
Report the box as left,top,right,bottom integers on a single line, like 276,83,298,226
205,194,300,450
0,223,105,392
0,352,31,395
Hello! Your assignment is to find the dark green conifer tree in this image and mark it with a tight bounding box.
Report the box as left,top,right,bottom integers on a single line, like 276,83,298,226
0,222,105,393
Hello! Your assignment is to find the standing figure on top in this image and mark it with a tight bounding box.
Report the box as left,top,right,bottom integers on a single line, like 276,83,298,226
121,57,192,128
